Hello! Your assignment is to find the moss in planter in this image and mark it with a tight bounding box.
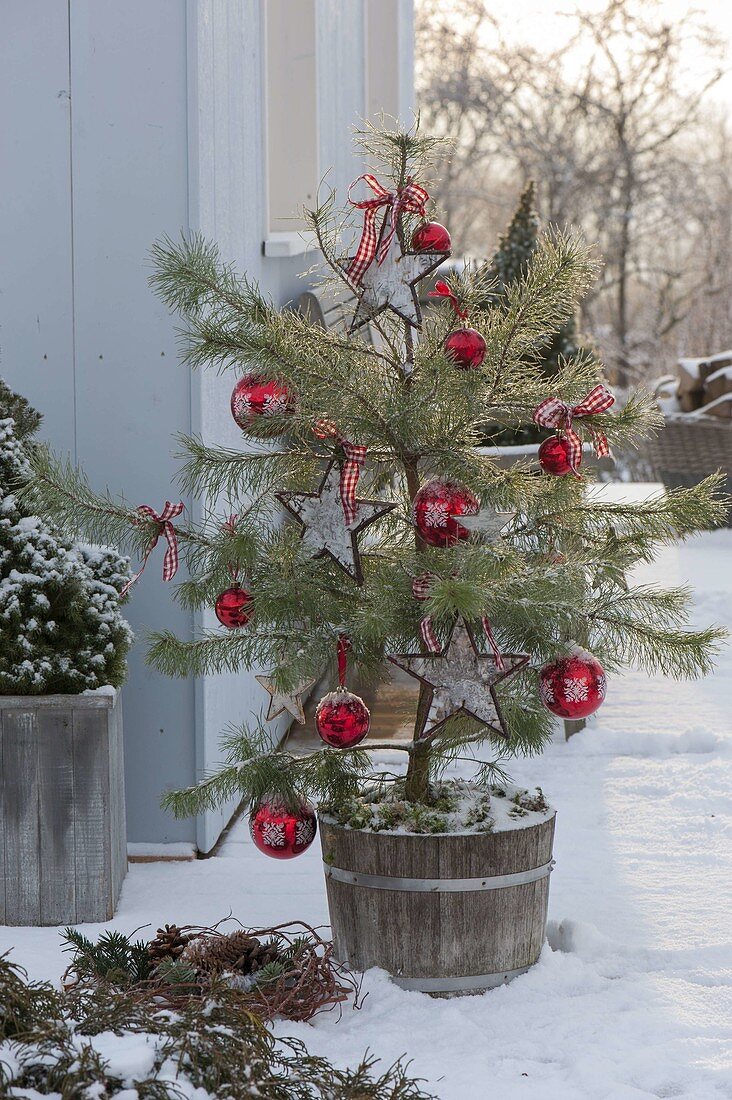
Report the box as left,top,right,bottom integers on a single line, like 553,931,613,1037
322,780,495,835
508,786,549,819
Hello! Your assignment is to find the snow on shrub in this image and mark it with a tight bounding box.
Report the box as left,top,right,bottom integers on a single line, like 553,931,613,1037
0,381,132,695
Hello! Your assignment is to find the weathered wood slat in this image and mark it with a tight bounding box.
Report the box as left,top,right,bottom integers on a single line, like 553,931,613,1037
109,694,128,905
0,690,125,925
319,813,556,993
37,709,75,924
2,710,41,925
72,705,112,922
0,715,5,924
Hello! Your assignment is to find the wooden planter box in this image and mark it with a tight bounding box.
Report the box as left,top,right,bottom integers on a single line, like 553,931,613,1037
0,689,126,926
319,810,556,995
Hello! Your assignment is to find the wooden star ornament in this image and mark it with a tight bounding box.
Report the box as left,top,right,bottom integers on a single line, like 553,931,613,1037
389,619,529,740
275,461,395,585
345,236,446,332
255,674,315,725
460,506,517,543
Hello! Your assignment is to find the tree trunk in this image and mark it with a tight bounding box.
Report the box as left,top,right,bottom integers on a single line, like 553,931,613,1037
402,454,433,803
563,717,586,740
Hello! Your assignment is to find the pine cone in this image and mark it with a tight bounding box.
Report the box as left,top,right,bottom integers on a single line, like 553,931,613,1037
183,930,281,977
148,924,192,967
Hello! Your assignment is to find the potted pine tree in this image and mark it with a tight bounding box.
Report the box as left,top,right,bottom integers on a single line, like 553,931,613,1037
28,127,724,990
0,380,132,925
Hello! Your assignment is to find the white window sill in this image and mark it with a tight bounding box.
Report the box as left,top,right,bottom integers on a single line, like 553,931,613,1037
263,231,318,258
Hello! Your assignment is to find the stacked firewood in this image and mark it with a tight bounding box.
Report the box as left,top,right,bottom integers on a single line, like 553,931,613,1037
675,350,732,417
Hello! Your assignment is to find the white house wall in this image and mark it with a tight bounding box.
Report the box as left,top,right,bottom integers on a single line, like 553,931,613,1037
0,0,414,850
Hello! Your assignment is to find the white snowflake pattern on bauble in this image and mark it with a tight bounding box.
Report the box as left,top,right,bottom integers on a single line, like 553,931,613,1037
596,673,607,700
261,821,286,848
539,679,555,705
233,394,252,421
262,392,288,416
423,501,449,528
295,818,315,847
563,677,589,703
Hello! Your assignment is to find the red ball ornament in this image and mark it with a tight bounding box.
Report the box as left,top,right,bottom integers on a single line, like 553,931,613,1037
539,648,607,720
249,799,317,859
413,478,479,548
215,586,253,629
231,373,293,429
444,328,487,370
412,221,452,253
315,687,370,748
538,435,574,476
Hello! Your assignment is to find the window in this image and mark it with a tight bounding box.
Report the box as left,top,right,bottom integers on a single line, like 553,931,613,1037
263,0,318,256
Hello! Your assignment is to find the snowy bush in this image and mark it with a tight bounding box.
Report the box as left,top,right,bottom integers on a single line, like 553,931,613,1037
0,382,132,695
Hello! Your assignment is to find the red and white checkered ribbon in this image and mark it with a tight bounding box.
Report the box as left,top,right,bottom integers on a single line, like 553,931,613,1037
428,279,468,320
533,384,615,472
412,572,440,651
119,500,185,598
346,174,429,286
412,572,504,668
480,616,505,672
314,419,367,526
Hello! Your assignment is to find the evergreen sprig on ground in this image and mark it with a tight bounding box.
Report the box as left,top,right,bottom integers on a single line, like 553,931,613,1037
0,953,433,1099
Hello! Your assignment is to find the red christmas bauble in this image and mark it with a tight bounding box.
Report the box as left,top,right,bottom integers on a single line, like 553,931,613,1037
215,586,253,629
538,436,573,476
412,221,452,252
249,799,317,859
539,648,607,719
231,373,293,429
413,479,479,547
444,328,487,370
315,687,370,748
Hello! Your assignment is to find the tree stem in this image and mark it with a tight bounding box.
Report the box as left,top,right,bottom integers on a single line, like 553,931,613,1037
403,452,433,803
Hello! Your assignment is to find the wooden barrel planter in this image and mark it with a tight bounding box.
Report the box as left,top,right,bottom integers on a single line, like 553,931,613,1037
0,689,127,925
319,812,556,995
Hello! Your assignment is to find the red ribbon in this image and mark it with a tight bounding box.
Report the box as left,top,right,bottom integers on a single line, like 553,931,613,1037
346,174,429,286
533,384,615,472
412,573,439,651
314,419,366,526
337,634,351,687
412,573,504,669
428,280,468,320
120,501,185,598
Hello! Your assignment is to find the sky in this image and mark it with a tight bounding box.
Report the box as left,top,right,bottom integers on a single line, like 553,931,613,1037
477,0,732,104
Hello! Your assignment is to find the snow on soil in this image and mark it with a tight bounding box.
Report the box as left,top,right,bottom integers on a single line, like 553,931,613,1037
2,488,731,1099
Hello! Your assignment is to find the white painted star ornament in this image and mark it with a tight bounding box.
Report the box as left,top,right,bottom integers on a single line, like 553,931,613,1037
275,461,395,585
346,236,446,331
255,674,316,725
460,506,517,543
389,619,529,740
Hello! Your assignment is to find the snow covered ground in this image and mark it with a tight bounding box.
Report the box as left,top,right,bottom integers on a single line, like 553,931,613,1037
2,487,731,1099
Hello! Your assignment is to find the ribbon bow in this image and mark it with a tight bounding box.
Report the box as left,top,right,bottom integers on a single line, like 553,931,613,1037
428,280,468,320
533,384,615,472
314,419,367,526
346,174,429,286
120,500,185,598
412,572,504,668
